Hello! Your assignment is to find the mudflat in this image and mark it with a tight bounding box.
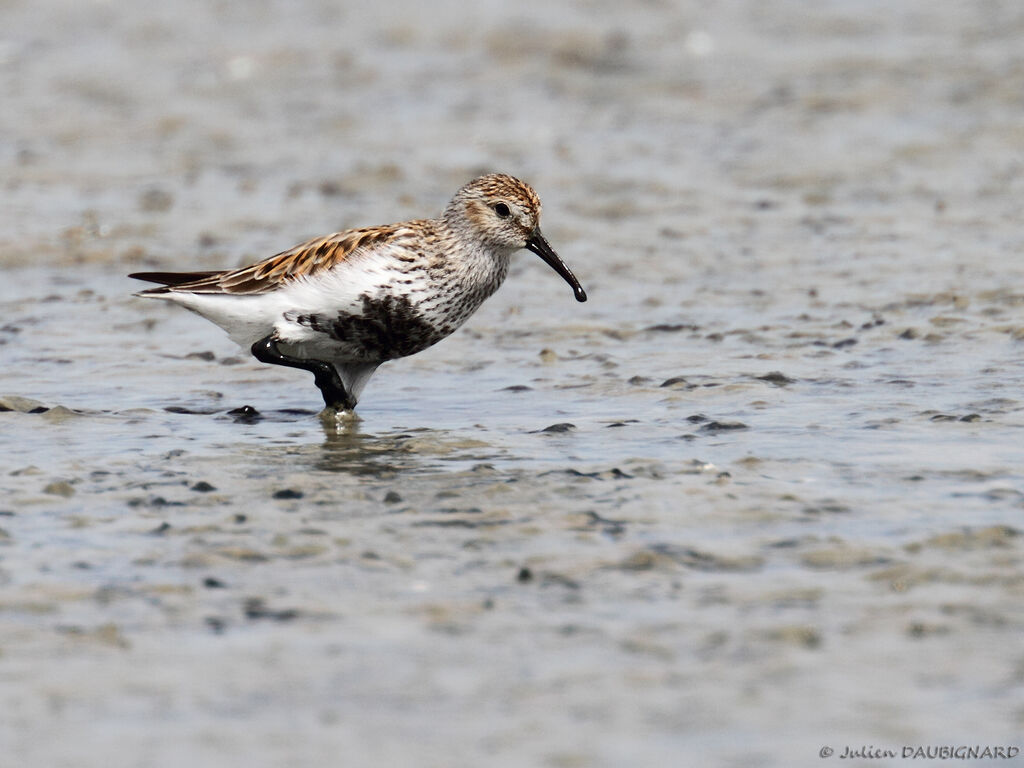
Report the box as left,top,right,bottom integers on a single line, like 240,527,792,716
1,2,1022,766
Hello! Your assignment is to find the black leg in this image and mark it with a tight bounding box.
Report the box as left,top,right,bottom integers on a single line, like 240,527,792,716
251,335,356,410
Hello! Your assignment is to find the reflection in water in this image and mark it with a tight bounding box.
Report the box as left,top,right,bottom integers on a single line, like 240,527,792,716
233,425,428,478
315,424,426,476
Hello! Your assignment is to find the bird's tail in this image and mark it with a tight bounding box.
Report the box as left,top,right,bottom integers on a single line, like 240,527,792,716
128,271,223,295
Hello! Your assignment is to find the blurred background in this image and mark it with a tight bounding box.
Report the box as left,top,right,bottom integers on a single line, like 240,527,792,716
7,0,1019,282
2,1,1023,766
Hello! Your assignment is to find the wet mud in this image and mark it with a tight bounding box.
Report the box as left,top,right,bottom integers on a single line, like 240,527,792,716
1,1,1023,766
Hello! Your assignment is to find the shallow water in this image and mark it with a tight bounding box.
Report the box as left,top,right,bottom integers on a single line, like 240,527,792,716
2,1,1024,766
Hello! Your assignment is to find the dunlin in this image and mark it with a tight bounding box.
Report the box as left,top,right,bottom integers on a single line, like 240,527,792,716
130,173,587,412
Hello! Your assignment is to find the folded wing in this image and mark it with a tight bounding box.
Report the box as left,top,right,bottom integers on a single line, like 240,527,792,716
129,225,403,296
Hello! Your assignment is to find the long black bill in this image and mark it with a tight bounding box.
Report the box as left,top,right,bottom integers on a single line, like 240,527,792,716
524,230,587,302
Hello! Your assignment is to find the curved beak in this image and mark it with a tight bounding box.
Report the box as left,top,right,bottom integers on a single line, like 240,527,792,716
524,230,587,302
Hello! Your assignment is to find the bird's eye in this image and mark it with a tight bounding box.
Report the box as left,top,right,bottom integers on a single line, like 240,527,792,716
493,203,511,219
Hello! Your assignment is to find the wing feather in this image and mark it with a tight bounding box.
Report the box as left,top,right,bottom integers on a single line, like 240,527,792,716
130,225,410,296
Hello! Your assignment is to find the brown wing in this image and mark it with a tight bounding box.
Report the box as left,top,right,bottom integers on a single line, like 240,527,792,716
130,225,405,296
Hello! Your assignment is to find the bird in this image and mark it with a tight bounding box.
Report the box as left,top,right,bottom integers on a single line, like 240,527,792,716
129,173,587,413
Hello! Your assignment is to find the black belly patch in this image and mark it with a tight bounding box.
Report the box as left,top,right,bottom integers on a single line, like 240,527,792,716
288,295,450,361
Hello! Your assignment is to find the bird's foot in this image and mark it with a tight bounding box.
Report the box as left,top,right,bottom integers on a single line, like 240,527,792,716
313,371,357,412
318,405,360,432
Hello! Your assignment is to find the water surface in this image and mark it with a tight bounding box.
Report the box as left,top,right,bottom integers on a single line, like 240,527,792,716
2,1,1023,766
